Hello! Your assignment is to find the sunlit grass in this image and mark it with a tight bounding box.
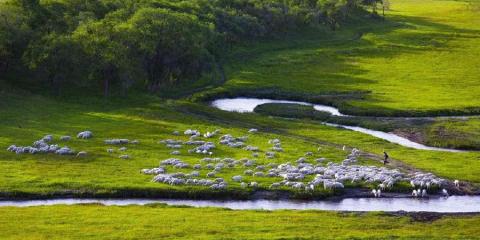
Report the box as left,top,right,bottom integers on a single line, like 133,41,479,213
0,204,480,239
217,0,480,115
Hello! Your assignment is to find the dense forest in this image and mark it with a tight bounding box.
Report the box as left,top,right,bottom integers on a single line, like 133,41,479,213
0,0,379,96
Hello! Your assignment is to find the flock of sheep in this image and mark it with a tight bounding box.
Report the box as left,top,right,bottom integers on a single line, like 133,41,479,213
6,131,92,156
6,128,455,197
143,128,453,197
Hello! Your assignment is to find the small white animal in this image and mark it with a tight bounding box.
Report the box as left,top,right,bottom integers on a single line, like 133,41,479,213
454,180,460,187
442,189,449,197
76,151,87,157
412,190,418,197
421,189,427,198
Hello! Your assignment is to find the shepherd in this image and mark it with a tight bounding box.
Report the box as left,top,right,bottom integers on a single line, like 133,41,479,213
383,151,389,165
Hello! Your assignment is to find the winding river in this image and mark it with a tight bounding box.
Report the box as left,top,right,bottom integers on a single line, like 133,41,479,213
1,196,480,212
211,98,465,152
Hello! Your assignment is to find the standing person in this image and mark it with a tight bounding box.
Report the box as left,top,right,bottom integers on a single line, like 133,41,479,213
383,151,389,165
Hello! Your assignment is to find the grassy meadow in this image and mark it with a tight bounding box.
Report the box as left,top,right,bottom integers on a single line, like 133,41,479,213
1,204,480,239
1,0,480,238
213,0,480,116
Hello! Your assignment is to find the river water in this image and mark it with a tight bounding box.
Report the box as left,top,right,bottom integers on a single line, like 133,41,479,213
211,98,465,152
1,196,479,212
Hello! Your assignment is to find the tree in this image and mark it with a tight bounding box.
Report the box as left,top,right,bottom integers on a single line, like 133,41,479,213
122,7,214,91
0,2,30,73
24,34,82,95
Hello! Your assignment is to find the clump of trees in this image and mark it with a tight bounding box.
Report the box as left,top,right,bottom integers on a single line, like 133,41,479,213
1,0,371,96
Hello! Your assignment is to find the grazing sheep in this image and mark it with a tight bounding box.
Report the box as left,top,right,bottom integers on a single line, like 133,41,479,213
203,131,217,138
193,164,202,170
60,136,71,141
172,131,180,135
232,175,242,182
206,172,216,178
244,145,259,152
249,182,258,188
119,155,129,159
305,152,313,157
412,190,418,197
42,135,53,142
265,152,276,158
270,183,281,189
104,139,129,145
119,147,127,151
442,189,449,197
76,151,87,157
248,128,258,133
205,163,214,169
174,162,190,169
131,140,139,144
243,160,256,167
253,172,265,177
141,167,165,175
55,147,74,155
255,165,265,171
171,150,181,155
244,170,254,176
77,131,93,139
184,129,200,136
107,148,114,153
296,157,306,163
421,189,427,198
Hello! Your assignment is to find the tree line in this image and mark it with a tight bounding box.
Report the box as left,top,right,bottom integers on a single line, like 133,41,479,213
0,0,379,96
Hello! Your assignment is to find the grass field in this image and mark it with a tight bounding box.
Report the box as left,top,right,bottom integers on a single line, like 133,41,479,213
1,85,480,199
1,0,480,238
212,0,480,116
0,204,479,239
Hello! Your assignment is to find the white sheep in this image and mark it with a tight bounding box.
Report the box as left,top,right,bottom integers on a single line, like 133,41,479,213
454,180,460,187
232,175,243,182
442,189,449,197
77,131,93,139
76,151,87,157
60,136,71,141
421,189,427,198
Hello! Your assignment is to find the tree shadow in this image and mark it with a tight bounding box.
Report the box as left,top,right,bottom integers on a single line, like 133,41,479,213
222,12,480,99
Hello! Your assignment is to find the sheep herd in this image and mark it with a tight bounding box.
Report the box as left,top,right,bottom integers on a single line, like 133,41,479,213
143,128,453,197
6,127,455,197
6,132,91,156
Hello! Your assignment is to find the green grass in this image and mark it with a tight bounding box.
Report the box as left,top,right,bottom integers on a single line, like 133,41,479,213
205,0,480,116
424,118,480,150
0,204,480,239
0,89,356,198
2,87,480,200
0,0,480,197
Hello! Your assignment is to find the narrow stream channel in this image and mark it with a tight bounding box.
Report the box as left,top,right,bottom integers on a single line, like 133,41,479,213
211,98,465,152
1,196,479,212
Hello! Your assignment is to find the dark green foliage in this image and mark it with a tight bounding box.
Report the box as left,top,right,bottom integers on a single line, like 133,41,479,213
1,0,368,96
